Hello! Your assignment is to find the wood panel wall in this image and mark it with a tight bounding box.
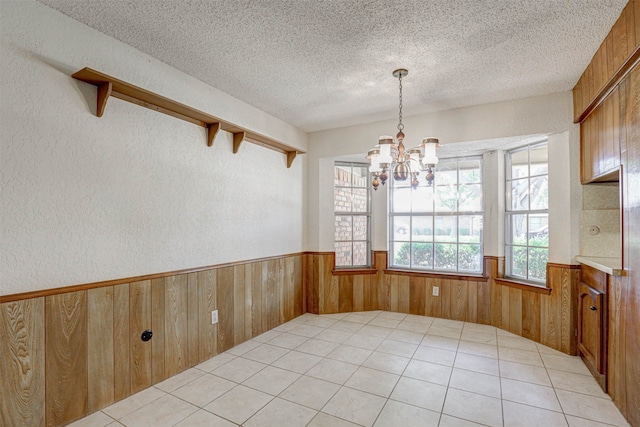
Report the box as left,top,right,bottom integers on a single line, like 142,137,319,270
305,252,579,355
573,2,640,423
0,254,303,427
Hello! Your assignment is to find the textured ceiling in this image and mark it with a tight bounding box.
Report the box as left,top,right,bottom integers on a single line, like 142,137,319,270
39,0,626,132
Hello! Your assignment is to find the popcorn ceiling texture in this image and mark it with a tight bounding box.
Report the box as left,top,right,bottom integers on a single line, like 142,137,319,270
38,0,627,132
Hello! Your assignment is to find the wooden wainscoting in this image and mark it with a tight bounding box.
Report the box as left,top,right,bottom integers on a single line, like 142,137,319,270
0,254,303,427
304,252,578,355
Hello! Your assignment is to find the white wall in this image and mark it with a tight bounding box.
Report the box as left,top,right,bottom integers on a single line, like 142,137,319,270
307,92,581,265
0,1,308,295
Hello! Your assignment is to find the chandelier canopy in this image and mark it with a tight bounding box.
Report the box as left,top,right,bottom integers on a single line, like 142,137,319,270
367,69,439,190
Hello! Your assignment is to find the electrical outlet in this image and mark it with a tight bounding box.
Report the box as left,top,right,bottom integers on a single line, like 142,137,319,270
211,310,218,324
432,286,439,297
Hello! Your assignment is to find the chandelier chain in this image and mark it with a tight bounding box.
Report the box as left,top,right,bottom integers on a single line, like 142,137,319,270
397,73,404,131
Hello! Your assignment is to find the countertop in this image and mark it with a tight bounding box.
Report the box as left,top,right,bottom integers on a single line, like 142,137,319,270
576,256,624,276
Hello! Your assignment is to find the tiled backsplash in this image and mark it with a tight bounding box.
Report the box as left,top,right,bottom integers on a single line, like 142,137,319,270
580,183,621,258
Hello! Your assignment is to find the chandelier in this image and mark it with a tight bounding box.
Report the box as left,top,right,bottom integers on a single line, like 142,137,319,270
366,69,439,190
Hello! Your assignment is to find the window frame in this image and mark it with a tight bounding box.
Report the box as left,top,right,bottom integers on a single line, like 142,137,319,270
388,155,484,274
505,140,549,285
333,161,372,269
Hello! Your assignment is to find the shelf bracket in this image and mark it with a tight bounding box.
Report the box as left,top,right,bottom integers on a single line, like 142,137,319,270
207,122,220,147
96,82,112,117
233,132,245,154
286,151,297,168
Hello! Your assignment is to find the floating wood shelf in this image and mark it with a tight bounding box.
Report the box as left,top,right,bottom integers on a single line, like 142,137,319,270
72,67,304,168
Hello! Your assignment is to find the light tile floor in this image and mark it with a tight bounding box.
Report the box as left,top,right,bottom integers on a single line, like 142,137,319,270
69,311,630,427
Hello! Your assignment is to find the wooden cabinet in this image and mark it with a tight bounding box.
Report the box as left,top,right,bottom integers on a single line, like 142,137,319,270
580,84,621,183
578,264,608,391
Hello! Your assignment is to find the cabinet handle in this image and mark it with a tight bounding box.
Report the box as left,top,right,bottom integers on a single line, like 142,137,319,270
590,305,597,311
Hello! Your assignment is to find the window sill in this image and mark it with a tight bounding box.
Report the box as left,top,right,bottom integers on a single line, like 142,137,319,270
494,278,551,294
384,269,486,282
332,268,378,276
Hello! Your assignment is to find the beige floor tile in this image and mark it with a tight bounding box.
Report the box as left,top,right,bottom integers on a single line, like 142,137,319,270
171,373,235,407
105,422,125,427
286,323,325,337
565,415,623,427
155,368,204,392
547,368,608,398
460,330,497,345
280,376,340,410
211,357,266,383
329,320,365,333
369,316,401,328
314,328,353,343
556,390,631,426
362,351,410,375
243,365,300,395
267,332,310,349
376,339,418,357
119,394,198,427
306,358,359,384
427,325,463,339
462,322,496,334
173,409,236,427
102,386,166,420
454,353,499,376
499,347,544,367
413,345,456,366
421,334,460,351
499,360,551,386
244,397,317,427
443,388,503,427
252,330,282,342
449,368,501,398
377,311,407,320
344,366,400,397
403,359,452,385
195,352,236,372
203,385,272,424
432,318,465,329
67,411,114,427
319,312,349,320
457,340,498,359
541,353,592,375
404,314,435,325
387,328,425,344
389,376,447,412
438,414,486,426
322,387,387,427
326,344,373,365
226,339,262,355
536,342,569,356
303,316,339,328
295,338,340,356
498,334,539,351
343,313,375,324
501,377,562,411
502,400,568,427
358,324,393,338
242,343,290,364
343,333,384,350
373,400,440,427
271,349,322,373
307,412,360,427
396,320,430,333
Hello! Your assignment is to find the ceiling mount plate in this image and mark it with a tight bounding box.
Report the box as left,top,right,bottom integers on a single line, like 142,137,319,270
392,68,408,79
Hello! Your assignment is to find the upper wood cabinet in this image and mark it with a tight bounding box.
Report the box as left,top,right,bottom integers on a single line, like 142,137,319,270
573,0,639,123
580,84,621,183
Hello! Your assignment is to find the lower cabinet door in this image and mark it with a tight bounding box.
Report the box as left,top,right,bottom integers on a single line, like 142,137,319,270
578,282,604,374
